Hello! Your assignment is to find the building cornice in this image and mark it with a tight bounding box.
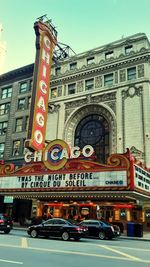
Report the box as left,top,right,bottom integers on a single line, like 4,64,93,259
0,64,34,82
51,51,150,85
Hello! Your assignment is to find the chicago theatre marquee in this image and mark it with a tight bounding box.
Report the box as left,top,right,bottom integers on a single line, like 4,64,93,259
0,18,150,228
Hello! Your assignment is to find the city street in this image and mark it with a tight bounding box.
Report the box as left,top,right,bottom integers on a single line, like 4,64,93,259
0,230,150,267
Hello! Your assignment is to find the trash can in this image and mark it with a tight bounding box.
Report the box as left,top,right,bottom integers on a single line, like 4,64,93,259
134,223,143,237
127,222,135,237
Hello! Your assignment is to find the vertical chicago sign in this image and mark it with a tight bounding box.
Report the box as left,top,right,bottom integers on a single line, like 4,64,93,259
26,20,57,151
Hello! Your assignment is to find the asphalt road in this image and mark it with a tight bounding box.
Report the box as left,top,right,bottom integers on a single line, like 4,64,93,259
0,229,150,267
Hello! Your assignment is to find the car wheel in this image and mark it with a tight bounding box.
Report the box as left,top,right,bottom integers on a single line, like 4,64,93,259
98,231,105,240
4,229,10,234
30,229,38,238
62,231,70,241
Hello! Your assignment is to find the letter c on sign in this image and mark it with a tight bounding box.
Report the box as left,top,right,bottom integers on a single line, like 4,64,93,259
43,36,51,49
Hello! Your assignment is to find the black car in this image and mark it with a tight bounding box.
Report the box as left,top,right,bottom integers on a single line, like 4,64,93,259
0,214,13,234
27,218,88,241
79,219,120,240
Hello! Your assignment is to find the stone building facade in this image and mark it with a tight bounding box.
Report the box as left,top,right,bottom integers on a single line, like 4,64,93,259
47,32,150,168
0,32,150,226
0,32,150,168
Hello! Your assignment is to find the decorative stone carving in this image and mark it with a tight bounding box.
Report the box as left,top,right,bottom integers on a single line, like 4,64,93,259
86,94,92,104
105,101,116,114
77,80,84,92
99,59,105,64
95,76,102,88
64,104,116,154
137,64,144,78
118,54,125,58
65,92,116,122
65,92,116,111
64,85,67,96
122,86,143,99
48,103,60,113
114,71,118,84
130,146,144,161
57,86,62,97
140,47,146,52
119,69,126,82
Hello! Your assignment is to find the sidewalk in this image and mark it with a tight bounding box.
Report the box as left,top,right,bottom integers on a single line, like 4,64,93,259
120,231,150,241
13,223,150,241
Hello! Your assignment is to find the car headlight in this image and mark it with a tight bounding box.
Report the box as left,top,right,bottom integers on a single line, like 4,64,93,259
111,226,114,232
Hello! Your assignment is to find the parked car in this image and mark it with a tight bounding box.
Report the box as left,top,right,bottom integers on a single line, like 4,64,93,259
0,214,13,234
27,218,88,241
79,219,120,240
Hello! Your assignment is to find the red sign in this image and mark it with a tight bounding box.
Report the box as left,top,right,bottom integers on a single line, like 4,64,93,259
26,21,57,151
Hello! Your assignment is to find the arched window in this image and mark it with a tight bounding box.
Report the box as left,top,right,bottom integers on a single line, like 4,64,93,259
74,114,109,163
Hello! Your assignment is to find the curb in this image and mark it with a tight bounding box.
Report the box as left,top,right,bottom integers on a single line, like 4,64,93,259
120,236,150,242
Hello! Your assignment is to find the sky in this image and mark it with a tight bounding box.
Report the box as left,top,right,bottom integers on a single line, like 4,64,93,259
0,0,150,74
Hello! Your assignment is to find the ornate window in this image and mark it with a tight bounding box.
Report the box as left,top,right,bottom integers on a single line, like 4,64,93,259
87,57,94,65
70,62,77,70
127,67,136,80
51,88,57,98
68,83,76,95
85,79,94,90
125,45,133,54
74,114,109,163
104,73,113,86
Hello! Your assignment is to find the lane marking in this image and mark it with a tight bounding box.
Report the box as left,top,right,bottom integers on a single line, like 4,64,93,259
0,242,150,263
104,244,150,252
21,237,28,248
98,244,141,261
0,258,23,265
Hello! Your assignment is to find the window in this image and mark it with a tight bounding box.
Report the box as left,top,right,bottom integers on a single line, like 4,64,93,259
23,139,27,155
18,98,26,110
0,121,7,135
55,67,61,75
75,114,109,163
105,51,113,59
68,83,76,94
15,118,23,132
87,57,94,65
51,88,57,98
29,80,33,91
0,143,5,158
12,140,20,156
85,79,94,90
104,73,113,86
70,62,77,70
0,103,10,115
127,67,136,80
25,116,29,131
1,87,12,99
125,45,133,54
27,97,31,109
20,82,28,93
